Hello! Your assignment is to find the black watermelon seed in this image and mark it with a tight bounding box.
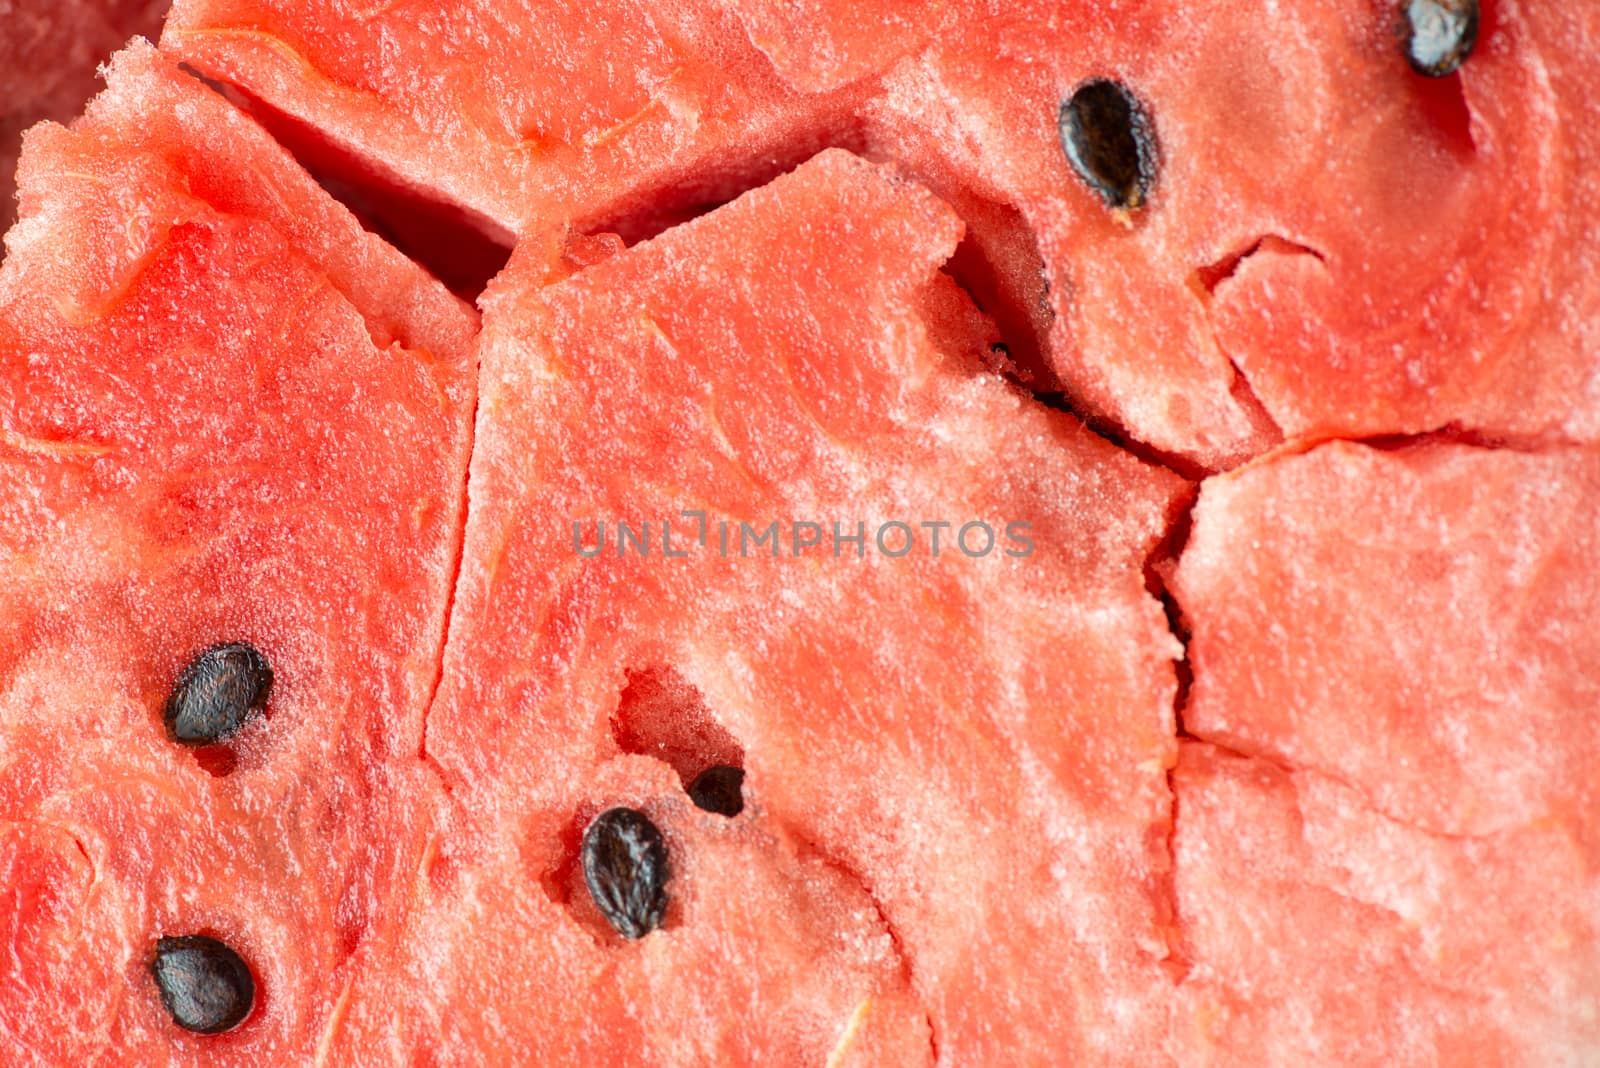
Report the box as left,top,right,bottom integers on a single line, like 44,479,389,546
1403,0,1478,77
1058,79,1158,214
162,642,272,746
150,935,256,1035
581,807,669,940
688,765,745,817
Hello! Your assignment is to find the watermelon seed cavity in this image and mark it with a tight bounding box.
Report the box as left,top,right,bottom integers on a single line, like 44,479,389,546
611,665,745,796
149,935,256,1035
1058,79,1158,216
161,642,272,747
1402,0,1479,78
582,807,670,940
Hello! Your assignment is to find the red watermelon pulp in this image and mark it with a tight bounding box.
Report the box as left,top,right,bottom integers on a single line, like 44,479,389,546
0,1,1597,1065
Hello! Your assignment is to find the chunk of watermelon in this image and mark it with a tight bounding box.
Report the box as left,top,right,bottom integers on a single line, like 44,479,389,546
366,147,1187,1064
0,41,475,1062
1169,441,1600,1061
1,4,1597,1065
867,0,1600,463
1172,441,1600,839
160,0,851,243
160,0,1600,468
1172,741,1600,1063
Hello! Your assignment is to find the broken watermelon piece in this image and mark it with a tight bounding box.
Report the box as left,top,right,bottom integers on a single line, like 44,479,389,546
1171,742,1600,1064
1171,441,1600,839
159,0,862,244
0,42,474,1062
868,0,1600,464
0,3,1596,1064
1168,441,1600,1061
161,0,1600,468
358,148,1187,1064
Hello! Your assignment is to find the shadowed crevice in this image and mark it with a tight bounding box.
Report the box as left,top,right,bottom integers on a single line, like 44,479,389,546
789,838,937,1060
173,63,513,302
1194,234,1325,296
1143,482,1199,983
1191,233,1330,451
1034,390,1210,481
414,381,481,797
1349,423,1568,454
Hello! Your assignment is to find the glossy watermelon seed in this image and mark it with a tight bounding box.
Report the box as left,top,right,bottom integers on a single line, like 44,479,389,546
149,935,256,1035
1402,0,1478,77
162,642,273,747
581,807,670,940
688,765,745,817
1058,79,1158,217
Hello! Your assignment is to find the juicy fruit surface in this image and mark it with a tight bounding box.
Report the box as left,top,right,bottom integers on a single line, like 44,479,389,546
380,149,1184,1064
0,42,474,1064
1173,442,1600,840
1171,741,1598,1065
161,0,833,242
163,0,1600,468
1170,442,1600,1061
0,3,1596,1067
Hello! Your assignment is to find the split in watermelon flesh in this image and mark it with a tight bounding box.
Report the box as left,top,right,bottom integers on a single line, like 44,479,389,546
1168,440,1600,1061
162,0,1600,469
0,42,475,1063
0,2,1598,1065
393,147,1185,1064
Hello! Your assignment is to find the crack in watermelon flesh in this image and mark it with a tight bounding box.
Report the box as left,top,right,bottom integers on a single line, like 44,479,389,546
400,147,1186,1063
159,0,1600,470
0,43,475,1063
0,2,1597,1065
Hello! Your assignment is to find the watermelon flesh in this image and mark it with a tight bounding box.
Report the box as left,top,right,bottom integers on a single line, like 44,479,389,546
160,0,845,244
380,148,1186,1063
1171,441,1600,840
0,42,474,1063
161,0,1600,468
1,2,1598,1064
1172,740,1599,1065
1169,441,1600,1061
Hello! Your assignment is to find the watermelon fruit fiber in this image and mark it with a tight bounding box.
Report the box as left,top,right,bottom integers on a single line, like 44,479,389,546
1,2,1596,1065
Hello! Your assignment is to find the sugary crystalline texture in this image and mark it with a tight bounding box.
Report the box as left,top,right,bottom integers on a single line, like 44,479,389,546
160,0,854,243
1171,743,1600,1065
160,0,1600,469
381,148,1188,1065
0,42,475,1064
1173,442,1600,839
0,0,170,239
4,5,1598,1065
1169,442,1600,1062
870,0,1600,464
713,0,948,93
